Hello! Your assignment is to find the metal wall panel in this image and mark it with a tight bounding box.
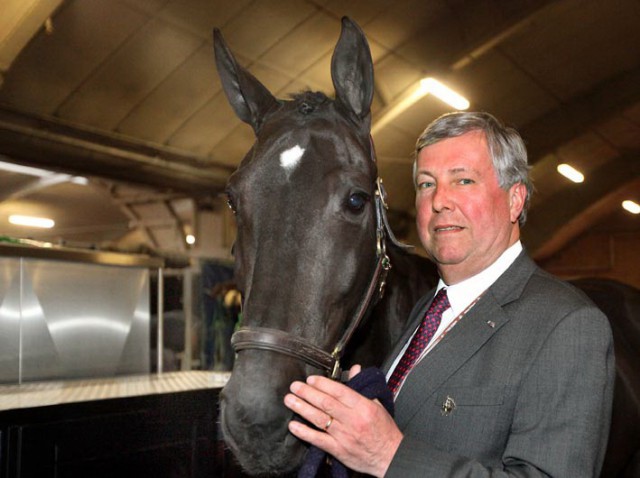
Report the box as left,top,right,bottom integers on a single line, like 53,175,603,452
0,257,150,384
0,258,20,383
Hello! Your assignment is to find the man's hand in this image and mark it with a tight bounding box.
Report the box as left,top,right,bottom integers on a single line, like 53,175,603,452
284,365,403,477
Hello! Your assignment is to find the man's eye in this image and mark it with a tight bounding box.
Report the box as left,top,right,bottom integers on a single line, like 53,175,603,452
459,178,474,185
417,181,434,189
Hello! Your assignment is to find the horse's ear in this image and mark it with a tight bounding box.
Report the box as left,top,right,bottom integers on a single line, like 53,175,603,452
213,28,279,134
331,17,374,128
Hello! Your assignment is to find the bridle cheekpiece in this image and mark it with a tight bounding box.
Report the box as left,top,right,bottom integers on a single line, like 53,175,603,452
231,174,411,380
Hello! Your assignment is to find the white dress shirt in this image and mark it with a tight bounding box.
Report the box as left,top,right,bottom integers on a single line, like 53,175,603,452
387,241,523,387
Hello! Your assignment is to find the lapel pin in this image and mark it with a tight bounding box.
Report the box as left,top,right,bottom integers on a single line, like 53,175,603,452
441,395,456,416
486,320,496,328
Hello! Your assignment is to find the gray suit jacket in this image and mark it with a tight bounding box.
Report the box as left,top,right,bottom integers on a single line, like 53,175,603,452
383,251,615,477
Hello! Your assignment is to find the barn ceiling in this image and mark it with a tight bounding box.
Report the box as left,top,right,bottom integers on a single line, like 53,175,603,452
0,0,639,258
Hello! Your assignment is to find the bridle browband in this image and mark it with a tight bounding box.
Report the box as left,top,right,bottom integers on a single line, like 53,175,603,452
231,147,412,379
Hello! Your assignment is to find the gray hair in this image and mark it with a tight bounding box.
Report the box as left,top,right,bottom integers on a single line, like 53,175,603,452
414,111,533,226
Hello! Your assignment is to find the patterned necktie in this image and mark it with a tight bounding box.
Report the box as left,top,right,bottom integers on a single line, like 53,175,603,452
388,288,450,395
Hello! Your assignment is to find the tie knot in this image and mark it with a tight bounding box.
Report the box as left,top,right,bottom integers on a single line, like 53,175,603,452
430,288,450,314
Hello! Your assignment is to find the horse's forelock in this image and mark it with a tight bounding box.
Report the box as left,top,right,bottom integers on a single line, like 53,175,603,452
287,90,331,116
289,90,330,105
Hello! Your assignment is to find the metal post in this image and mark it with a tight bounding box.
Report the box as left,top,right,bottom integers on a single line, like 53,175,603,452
18,258,23,384
156,267,164,375
182,266,193,370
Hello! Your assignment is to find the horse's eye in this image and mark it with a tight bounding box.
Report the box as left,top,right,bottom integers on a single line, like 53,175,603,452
225,191,237,215
346,192,368,213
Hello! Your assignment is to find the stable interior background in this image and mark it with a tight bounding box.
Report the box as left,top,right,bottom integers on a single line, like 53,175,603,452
1,0,639,370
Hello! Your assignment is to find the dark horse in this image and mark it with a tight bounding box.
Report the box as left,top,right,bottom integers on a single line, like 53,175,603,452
571,279,640,478
214,18,436,476
213,17,639,478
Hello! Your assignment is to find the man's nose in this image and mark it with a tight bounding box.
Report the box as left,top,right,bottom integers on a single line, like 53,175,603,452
431,185,452,212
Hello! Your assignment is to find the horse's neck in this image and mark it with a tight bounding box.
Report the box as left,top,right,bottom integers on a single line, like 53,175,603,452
375,245,439,349
343,244,438,368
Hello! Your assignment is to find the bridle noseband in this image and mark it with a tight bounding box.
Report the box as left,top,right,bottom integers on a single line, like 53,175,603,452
231,177,411,380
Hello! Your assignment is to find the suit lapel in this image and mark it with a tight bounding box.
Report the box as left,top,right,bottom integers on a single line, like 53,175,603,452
394,293,507,427
392,251,537,429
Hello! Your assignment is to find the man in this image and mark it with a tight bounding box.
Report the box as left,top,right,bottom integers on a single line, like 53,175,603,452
284,112,615,477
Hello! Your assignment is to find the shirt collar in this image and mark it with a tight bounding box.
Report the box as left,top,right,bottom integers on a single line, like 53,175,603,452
435,241,523,316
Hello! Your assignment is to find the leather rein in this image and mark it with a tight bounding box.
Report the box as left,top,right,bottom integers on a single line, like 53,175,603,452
231,177,411,380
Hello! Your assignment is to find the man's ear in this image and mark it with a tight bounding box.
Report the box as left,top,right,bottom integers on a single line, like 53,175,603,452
509,182,527,223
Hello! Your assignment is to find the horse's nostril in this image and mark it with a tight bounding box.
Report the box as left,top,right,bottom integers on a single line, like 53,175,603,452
221,393,306,476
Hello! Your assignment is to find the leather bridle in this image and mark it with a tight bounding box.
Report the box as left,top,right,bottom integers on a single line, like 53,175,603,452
231,177,411,380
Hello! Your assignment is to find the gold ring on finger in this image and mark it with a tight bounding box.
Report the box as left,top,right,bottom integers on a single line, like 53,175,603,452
324,416,333,431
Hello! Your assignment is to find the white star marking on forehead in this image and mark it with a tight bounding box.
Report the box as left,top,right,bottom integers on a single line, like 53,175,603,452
279,145,305,175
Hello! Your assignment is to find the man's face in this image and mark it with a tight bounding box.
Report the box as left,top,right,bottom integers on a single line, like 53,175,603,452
415,130,524,284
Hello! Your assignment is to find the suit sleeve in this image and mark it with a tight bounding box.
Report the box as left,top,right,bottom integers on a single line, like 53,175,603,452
385,304,615,477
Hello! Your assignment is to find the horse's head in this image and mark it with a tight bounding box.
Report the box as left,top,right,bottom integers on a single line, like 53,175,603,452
214,18,380,475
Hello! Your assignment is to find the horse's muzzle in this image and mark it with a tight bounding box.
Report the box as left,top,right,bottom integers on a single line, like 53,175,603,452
219,366,308,476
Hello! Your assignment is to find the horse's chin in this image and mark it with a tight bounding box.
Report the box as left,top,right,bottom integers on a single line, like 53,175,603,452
220,394,307,476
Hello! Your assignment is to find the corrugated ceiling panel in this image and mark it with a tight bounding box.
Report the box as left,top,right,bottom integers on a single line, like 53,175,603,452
388,95,450,139
372,122,419,159
363,0,448,50
209,124,254,167
322,0,393,26
57,17,202,129
117,0,171,16
117,44,219,144
528,154,566,204
259,12,338,76
454,50,557,128
167,91,240,156
222,0,317,61
596,115,640,150
556,132,619,175
247,63,297,98
156,0,253,39
501,0,640,100
374,53,422,103
0,0,148,114
377,159,415,213
297,52,333,94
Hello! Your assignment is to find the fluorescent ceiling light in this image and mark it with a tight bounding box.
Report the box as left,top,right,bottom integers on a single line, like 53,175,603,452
557,163,584,183
0,160,52,177
0,160,88,185
70,176,89,185
419,78,470,110
371,78,469,135
8,215,55,228
622,200,640,214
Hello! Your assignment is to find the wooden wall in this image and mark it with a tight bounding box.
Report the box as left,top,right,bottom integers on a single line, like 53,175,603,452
538,230,640,290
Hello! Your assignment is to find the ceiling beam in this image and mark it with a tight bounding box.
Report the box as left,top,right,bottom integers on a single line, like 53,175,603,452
0,0,62,73
450,1,565,71
0,107,234,197
534,178,640,263
522,151,640,258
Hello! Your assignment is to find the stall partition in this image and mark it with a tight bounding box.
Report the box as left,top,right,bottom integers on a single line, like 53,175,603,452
0,244,163,384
